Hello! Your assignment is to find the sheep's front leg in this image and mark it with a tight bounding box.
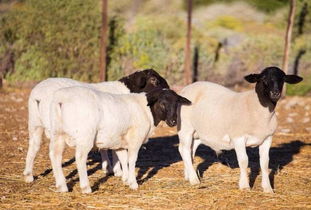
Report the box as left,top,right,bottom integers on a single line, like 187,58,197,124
127,148,139,190
259,136,274,193
178,130,199,185
112,150,122,177
115,149,128,184
100,149,113,174
24,126,44,183
233,137,250,190
76,143,93,194
49,135,67,192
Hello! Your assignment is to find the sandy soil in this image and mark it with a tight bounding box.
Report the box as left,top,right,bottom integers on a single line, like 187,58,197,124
0,88,310,209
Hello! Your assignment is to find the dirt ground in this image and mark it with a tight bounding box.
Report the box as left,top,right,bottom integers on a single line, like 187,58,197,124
0,88,310,209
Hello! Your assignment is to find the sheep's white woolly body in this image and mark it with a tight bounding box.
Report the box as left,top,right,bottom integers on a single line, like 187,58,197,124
52,88,154,150
49,87,154,192
24,78,129,182
30,78,129,133
181,82,277,150
178,81,277,193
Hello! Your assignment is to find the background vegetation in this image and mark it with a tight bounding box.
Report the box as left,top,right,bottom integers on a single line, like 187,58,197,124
0,0,310,94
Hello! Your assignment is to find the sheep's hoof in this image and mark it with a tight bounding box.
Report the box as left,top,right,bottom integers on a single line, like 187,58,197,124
263,187,274,193
114,169,123,177
24,175,34,183
81,186,92,194
56,185,68,193
184,172,189,181
122,176,128,184
189,177,200,185
102,167,113,175
239,186,251,191
129,182,138,190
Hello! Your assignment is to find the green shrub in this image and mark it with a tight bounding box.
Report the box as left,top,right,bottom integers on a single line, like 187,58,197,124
1,0,101,82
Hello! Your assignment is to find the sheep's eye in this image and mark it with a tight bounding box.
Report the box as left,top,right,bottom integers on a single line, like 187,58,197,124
263,80,268,86
150,77,158,86
159,102,166,110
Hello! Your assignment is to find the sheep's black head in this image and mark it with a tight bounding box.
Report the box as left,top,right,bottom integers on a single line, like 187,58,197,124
146,88,191,127
244,66,303,103
119,69,169,93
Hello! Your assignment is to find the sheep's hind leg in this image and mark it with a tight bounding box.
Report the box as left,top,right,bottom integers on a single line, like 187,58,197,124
112,150,123,177
192,138,201,160
24,126,44,183
100,149,113,174
49,135,67,192
127,148,139,190
115,149,128,184
76,141,93,194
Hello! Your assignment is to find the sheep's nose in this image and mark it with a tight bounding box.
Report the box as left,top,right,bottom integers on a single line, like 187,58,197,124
270,91,281,101
271,91,280,97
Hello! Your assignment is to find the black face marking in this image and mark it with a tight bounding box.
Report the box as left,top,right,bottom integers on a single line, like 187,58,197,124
146,88,191,127
119,69,169,93
244,66,303,109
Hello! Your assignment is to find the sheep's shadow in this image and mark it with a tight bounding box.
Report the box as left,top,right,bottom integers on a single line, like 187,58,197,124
199,140,311,189
65,152,112,192
136,135,310,190
136,135,181,184
36,135,309,192
35,151,111,191
34,156,76,181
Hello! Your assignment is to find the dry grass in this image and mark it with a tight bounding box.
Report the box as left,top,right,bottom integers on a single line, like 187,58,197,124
0,88,310,209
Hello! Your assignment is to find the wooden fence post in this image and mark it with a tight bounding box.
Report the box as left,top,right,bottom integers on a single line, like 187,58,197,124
99,0,108,81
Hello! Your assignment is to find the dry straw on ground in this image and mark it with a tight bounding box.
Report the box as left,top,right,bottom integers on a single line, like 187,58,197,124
0,89,310,209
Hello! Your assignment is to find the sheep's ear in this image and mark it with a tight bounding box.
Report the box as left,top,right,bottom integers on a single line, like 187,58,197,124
147,94,158,106
284,75,303,84
244,74,261,83
178,96,191,105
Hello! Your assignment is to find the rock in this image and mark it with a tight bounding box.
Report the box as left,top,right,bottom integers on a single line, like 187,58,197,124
288,112,298,117
280,128,291,133
286,117,293,123
302,117,310,123
12,136,18,141
285,97,305,110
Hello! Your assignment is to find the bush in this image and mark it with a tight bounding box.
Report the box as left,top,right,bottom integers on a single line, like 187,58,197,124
1,0,101,82
0,0,310,96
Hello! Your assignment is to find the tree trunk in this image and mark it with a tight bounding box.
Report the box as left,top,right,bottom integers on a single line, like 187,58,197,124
99,0,108,81
282,0,296,95
184,0,192,85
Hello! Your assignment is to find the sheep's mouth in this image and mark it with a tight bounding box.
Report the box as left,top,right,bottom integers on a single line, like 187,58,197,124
166,119,177,127
269,92,281,102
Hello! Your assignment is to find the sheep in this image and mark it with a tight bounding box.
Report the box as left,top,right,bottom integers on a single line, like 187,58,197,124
23,69,169,183
49,87,191,193
177,67,303,193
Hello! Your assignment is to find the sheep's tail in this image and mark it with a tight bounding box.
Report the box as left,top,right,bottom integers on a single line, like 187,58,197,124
51,99,63,134
28,96,42,129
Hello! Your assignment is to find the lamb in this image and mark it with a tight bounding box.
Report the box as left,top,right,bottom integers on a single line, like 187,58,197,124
177,67,302,193
49,87,191,193
23,69,169,183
